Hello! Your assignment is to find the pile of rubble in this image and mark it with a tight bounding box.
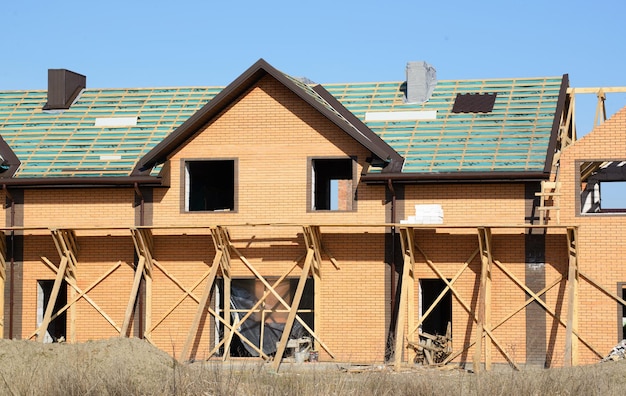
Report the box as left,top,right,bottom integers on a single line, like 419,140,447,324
601,339,626,362
408,323,452,366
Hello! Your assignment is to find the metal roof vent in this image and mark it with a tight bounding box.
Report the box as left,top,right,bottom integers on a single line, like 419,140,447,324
405,61,436,104
43,69,86,110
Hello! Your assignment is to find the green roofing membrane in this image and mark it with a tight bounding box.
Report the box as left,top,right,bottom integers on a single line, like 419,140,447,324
323,77,563,173
0,73,563,179
0,87,220,177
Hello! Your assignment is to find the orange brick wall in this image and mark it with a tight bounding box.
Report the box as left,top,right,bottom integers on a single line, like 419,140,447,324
557,106,626,364
403,183,526,225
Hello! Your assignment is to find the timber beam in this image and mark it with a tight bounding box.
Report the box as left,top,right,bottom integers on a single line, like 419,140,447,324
0,231,5,337
124,228,156,339
38,229,79,342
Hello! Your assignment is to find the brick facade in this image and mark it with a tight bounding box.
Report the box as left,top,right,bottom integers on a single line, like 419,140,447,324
3,73,621,368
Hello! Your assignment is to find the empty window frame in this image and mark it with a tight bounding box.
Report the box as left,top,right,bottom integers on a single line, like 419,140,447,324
310,158,355,211
579,160,626,214
185,160,236,212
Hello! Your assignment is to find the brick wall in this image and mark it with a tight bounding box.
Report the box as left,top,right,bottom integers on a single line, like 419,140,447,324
558,106,626,364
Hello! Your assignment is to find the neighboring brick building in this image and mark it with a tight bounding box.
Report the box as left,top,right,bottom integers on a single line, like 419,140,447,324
0,59,622,370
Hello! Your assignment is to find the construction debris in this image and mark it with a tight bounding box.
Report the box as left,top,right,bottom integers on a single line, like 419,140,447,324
601,340,626,362
408,323,452,366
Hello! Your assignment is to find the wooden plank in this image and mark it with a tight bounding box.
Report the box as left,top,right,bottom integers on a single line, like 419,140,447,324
394,228,413,370
145,271,152,341
272,249,312,371
210,262,298,358
0,231,5,338
474,227,493,371
148,266,214,333
228,244,334,358
149,255,267,359
415,243,519,370
38,257,68,342
564,227,578,367
483,228,493,370
27,261,122,340
180,250,222,362
442,276,562,365
410,262,471,337
40,257,121,333
409,248,479,337
120,256,145,336
493,258,601,359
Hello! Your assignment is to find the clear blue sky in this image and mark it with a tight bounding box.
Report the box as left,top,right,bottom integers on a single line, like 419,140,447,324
1,1,625,134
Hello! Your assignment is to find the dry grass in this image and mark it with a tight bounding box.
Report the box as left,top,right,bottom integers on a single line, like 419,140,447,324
1,338,626,395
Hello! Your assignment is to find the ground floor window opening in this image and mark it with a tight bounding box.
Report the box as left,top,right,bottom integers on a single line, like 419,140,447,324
215,277,314,357
622,287,626,340
37,280,67,343
419,278,452,336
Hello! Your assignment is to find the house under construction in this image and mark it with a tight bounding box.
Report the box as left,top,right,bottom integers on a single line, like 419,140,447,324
1,59,626,371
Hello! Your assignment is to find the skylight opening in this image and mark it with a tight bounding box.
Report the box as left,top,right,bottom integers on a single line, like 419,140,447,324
452,93,497,113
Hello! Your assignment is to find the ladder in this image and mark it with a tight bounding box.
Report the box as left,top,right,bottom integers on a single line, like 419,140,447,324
536,179,561,225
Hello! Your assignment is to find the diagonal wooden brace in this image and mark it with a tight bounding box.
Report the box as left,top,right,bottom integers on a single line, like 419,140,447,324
123,228,156,338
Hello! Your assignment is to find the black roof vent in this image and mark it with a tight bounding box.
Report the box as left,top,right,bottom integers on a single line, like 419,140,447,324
452,93,497,113
43,69,86,110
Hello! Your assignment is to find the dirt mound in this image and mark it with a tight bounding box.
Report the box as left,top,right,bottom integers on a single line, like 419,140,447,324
0,337,175,395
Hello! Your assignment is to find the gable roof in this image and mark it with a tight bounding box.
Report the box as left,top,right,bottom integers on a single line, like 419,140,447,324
133,59,403,175
0,59,569,186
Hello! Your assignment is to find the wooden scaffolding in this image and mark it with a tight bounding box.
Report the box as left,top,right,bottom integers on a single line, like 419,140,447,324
1,223,624,371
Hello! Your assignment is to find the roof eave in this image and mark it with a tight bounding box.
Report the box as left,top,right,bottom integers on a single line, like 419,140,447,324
361,171,550,184
0,175,162,189
311,85,404,172
543,74,570,173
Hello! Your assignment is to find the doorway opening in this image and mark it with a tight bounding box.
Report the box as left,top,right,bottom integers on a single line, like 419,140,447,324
37,280,67,343
420,279,452,336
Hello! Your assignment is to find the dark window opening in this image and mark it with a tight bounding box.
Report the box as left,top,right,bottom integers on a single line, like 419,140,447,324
622,288,626,340
420,279,452,336
580,160,626,214
37,280,67,343
187,160,235,212
452,93,497,113
312,158,353,211
217,277,314,357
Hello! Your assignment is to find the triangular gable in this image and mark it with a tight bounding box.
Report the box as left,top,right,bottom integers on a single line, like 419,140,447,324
133,59,403,175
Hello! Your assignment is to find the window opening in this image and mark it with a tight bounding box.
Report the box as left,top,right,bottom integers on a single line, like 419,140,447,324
419,279,452,336
312,158,353,211
37,280,67,343
186,160,235,212
217,278,314,357
622,287,626,340
580,160,626,214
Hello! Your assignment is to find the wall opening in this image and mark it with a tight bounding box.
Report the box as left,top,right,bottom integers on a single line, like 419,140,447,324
185,160,235,212
36,280,67,343
420,279,452,336
622,287,626,340
311,158,353,211
580,160,626,214
217,277,314,357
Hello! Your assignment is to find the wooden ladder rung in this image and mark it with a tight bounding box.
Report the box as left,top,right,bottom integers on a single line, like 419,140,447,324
537,206,560,211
